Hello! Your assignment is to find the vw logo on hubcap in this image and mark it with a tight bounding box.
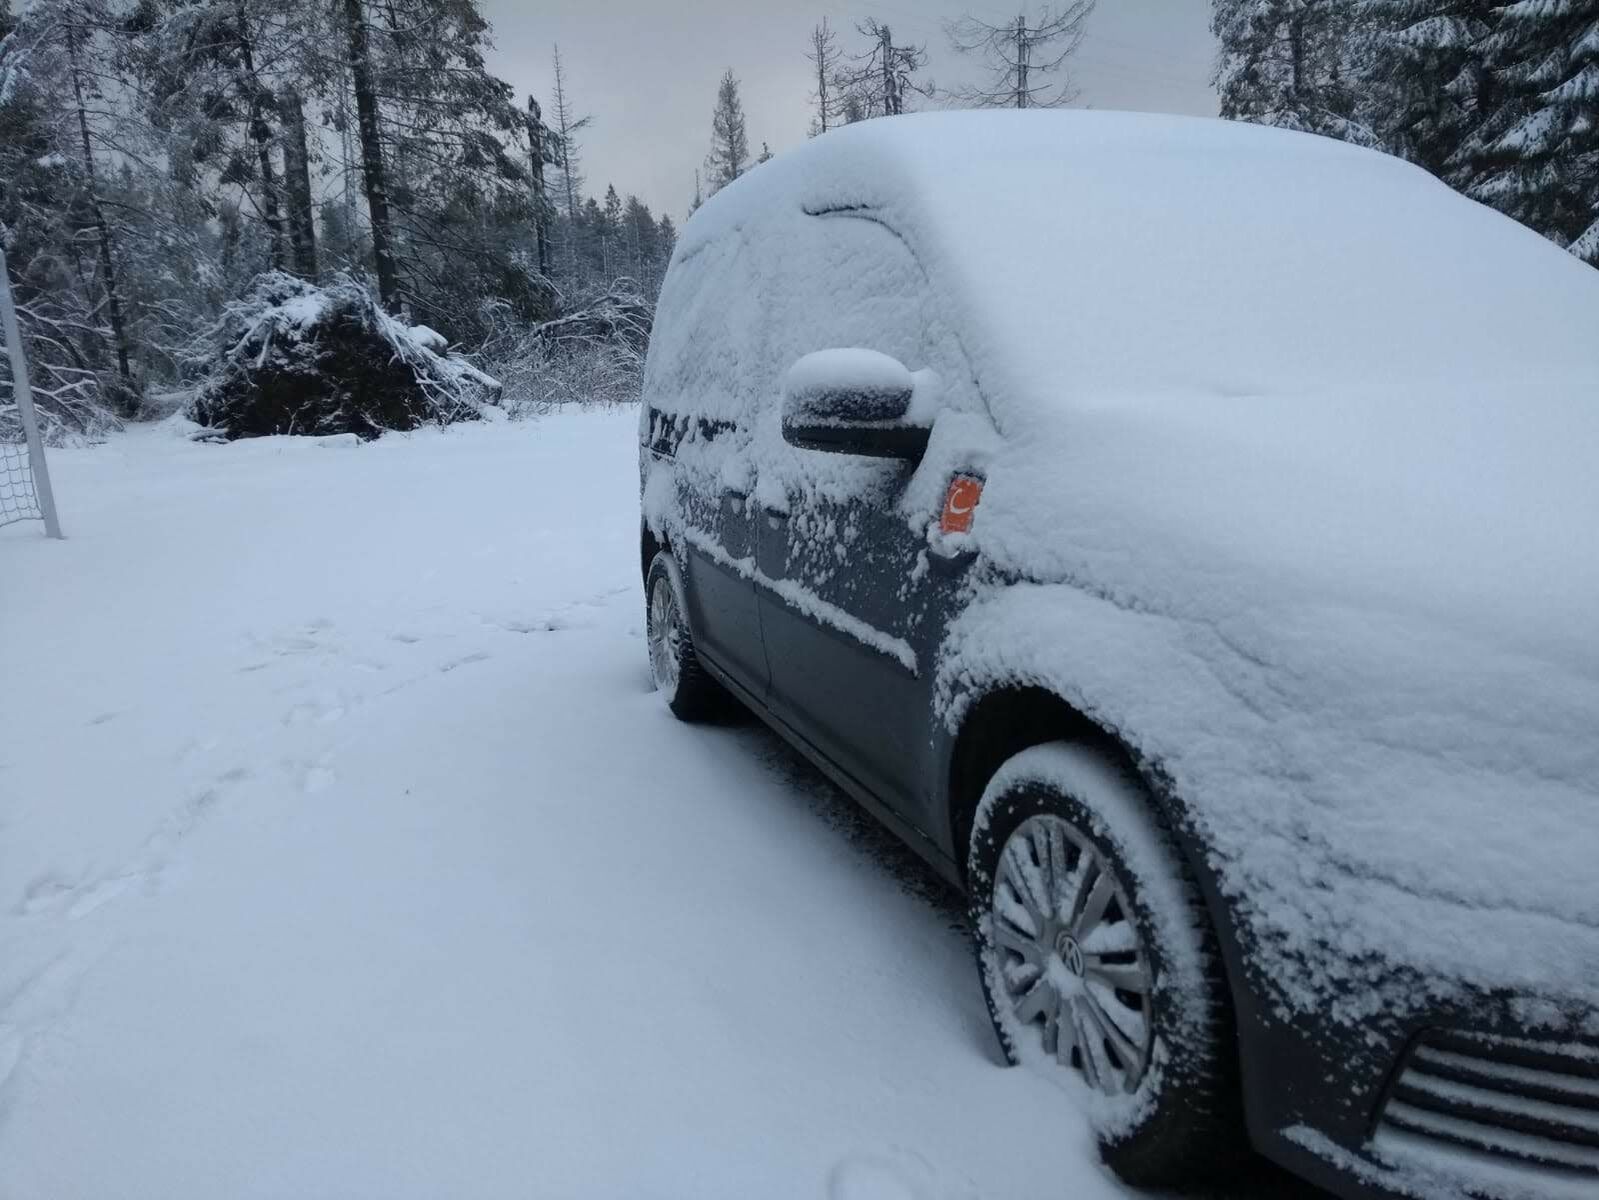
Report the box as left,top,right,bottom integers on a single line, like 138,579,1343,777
1054,930,1085,976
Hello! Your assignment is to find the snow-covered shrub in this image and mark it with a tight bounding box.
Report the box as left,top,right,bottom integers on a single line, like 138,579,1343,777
478,285,651,415
0,291,127,446
187,272,502,440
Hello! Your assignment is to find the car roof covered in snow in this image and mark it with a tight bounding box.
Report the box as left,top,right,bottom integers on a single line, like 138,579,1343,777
683,109,1599,418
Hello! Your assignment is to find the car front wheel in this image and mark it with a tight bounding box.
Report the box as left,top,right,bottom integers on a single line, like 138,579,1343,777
968,741,1243,1189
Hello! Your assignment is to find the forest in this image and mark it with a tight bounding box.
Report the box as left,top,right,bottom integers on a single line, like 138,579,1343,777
1,0,1596,443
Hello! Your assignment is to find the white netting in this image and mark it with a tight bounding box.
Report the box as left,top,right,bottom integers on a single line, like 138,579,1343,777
2,241,57,535
2,427,43,527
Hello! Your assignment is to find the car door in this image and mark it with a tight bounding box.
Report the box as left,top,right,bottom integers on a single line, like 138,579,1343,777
748,211,980,829
640,225,769,700
756,467,971,823
678,446,767,697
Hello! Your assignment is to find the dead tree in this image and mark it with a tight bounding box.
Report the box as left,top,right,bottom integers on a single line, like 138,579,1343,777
947,4,1097,109
526,95,552,277
806,18,842,135
837,20,931,120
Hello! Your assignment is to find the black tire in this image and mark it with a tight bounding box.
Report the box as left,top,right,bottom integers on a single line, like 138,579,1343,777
967,742,1244,1189
645,550,729,722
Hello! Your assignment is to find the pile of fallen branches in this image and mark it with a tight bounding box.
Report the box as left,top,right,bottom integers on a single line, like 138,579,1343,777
188,272,502,440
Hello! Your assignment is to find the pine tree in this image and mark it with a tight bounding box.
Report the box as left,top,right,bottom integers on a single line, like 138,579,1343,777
1471,0,1599,262
622,193,655,282
600,184,623,278
340,0,540,334
656,214,678,264
705,68,749,193
1363,1,1500,180
1,1,120,435
278,86,317,278
59,1,140,412
1212,0,1375,144
340,0,401,311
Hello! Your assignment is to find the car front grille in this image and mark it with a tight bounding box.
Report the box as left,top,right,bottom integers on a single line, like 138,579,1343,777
1375,1028,1599,1183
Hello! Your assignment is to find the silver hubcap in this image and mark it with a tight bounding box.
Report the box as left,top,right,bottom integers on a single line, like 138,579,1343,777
989,814,1154,1095
647,574,683,695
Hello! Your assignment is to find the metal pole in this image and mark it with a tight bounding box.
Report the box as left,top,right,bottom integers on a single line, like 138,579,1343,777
0,241,64,539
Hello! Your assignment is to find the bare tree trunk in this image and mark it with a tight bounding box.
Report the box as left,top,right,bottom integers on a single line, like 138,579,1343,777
808,20,835,134
64,19,137,415
1289,15,1304,103
526,95,551,277
880,24,897,115
815,41,829,132
551,46,580,222
279,88,319,279
1015,17,1028,108
235,0,284,270
341,0,402,313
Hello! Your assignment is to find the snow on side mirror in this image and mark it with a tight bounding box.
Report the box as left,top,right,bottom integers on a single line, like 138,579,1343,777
781,349,936,460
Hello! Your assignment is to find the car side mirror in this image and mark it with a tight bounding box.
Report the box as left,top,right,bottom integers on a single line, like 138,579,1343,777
781,349,936,460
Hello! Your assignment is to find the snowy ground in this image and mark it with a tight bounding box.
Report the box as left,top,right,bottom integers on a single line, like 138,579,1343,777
0,411,1306,1199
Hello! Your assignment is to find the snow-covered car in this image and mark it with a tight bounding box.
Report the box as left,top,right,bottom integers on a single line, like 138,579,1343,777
637,111,1599,1200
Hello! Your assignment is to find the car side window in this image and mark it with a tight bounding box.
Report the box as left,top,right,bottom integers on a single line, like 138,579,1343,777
642,230,767,467
762,213,968,414
747,212,975,502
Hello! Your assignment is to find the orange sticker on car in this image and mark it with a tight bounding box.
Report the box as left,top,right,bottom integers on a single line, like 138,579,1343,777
941,475,983,535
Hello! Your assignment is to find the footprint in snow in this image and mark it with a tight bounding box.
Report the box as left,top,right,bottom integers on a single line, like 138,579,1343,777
572,585,633,608
19,870,150,921
827,1150,978,1200
17,768,249,925
486,586,631,634
65,873,140,920
18,876,72,916
494,615,573,633
283,700,346,728
19,871,142,920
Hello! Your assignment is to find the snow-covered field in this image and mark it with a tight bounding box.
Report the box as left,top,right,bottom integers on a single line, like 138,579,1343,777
0,411,1304,1200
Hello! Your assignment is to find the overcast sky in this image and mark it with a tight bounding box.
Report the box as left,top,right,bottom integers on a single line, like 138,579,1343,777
480,1,1218,221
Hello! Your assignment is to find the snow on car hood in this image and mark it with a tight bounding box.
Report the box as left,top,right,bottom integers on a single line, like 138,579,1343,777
935,383,1599,1020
